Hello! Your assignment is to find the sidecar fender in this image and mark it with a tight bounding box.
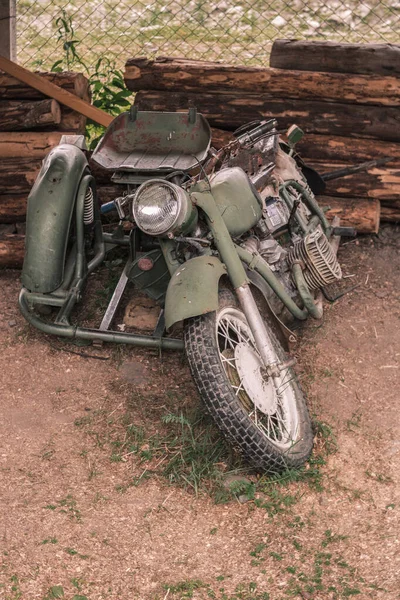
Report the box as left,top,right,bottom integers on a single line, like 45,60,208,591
164,256,227,330
22,144,89,293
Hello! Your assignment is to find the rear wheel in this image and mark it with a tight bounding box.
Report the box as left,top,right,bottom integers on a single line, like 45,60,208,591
184,290,313,473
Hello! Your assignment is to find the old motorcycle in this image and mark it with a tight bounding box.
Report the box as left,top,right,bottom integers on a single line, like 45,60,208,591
19,107,352,473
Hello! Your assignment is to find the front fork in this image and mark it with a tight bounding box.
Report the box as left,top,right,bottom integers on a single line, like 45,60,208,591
191,185,280,376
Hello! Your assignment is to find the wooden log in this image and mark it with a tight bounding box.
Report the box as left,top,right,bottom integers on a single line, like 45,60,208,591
297,134,400,163
0,185,126,224
270,40,400,76
317,196,380,234
211,127,235,149
309,160,400,200
380,204,400,222
0,158,41,195
134,90,400,142
0,98,61,131
0,131,67,158
58,108,86,133
0,56,113,128
0,233,24,268
125,56,400,106
0,70,90,101
0,195,27,222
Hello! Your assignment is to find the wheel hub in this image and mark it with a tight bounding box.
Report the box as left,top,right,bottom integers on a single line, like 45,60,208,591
234,342,278,415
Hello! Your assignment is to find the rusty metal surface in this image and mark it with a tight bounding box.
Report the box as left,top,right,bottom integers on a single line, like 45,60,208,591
92,110,211,172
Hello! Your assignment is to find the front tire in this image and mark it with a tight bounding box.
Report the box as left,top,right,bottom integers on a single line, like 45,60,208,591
184,290,313,473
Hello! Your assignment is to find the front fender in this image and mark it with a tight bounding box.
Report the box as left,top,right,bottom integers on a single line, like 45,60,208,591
22,144,89,293
165,256,227,330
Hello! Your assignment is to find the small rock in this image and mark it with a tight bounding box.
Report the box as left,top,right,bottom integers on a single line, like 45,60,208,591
8,320,16,327
271,15,287,27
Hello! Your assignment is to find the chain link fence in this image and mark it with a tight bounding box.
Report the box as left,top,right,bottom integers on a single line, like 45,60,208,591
17,0,399,71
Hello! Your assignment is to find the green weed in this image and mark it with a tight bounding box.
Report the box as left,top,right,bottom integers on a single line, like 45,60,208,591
44,495,82,522
50,10,133,149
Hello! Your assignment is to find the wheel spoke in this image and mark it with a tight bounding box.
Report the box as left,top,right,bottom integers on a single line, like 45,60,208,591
215,306,298,449
218,321,237,350
220,354,237,369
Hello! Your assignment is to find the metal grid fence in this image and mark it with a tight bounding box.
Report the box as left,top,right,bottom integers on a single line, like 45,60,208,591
17,0,400,71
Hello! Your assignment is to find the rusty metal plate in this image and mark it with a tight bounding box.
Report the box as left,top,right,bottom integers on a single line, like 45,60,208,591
92,110,211,173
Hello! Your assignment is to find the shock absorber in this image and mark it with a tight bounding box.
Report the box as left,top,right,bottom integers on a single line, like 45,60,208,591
83,186,95,226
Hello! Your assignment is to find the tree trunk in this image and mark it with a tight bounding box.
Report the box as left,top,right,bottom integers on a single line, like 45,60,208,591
270,40,400,76
0,131,67,158
296,134,400,163
0,70,90,100
134,90,400,142
317,196,380,233
310,160,400,200
0,99,61,131
0,233,24,267
125,56,400,106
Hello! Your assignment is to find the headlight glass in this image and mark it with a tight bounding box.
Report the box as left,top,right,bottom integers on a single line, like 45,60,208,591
132,180,188,236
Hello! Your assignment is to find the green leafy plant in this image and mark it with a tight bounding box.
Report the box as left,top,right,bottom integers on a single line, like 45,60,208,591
51,11,83,72
50,10,133,150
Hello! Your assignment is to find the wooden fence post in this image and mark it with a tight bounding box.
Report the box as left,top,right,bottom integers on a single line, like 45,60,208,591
0,0,17,61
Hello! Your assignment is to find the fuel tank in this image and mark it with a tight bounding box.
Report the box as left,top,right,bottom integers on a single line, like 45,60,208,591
209,167,262,237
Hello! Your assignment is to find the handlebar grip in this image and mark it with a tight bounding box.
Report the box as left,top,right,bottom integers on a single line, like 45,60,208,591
100,201,116,214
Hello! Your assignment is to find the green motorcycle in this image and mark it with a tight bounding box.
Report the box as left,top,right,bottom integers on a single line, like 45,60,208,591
19,107,349,473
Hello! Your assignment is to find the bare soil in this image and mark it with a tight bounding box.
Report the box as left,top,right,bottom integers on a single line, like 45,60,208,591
0,226,399,600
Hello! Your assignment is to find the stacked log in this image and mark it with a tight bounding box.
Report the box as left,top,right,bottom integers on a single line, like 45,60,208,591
0,71,90,267
126,50,400,230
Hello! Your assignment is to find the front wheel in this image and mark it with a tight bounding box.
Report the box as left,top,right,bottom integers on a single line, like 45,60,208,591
184,290,313,473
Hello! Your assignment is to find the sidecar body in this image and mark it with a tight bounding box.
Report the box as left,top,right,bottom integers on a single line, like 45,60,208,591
18,109,213,351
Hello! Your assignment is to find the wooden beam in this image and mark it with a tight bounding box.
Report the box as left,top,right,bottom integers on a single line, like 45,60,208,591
0,55,113,127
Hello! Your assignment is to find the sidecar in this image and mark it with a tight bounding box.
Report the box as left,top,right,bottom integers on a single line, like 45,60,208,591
19,108,212,351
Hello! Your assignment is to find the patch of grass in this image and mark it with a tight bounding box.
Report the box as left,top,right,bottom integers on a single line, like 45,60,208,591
163,579,206,598
40,537,58,545
365,470,393,484
9,574,22,600
162,579,270,599
43,586,64,600
65,547,89,559
322,529,348,547
44,495,82,522
253,486,298,516
347,408,362,432
312,418,338,456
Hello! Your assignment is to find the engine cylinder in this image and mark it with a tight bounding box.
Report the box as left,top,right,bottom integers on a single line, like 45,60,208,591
288,228,342,290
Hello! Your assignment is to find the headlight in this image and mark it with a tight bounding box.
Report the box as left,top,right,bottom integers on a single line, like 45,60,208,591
132,180,197,236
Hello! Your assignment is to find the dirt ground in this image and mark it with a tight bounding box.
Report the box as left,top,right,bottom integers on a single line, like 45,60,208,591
0,226,399,600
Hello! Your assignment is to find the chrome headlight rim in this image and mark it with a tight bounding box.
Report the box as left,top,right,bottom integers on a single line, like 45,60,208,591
131,179,189,237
